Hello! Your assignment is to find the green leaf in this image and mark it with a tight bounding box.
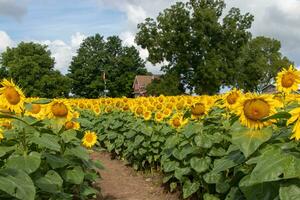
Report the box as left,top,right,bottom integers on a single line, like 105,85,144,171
225,187,244,200
64,146,89,161
261,112,291,121
190,157,211,173
183,180,200,199
174,167,191,182
6,152,41,174
134,135,144,146
212,150,245,173
0,168,35,200
170,182,177,192
81,185,99,197
231,125,272,158
279,180,300,200
36,170,63,193
61,129,78,143
63,166,84,184
203,193,220,200
163,161,179,173
31,99,52,104
194,134,213,148
45,154,67,169
172,144,196,160
0,146,15,157
31,134,61,152
165,135,181,149
247,148,300,184
203,172,223,184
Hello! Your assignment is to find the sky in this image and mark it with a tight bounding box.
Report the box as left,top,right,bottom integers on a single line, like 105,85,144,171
0,0,300,75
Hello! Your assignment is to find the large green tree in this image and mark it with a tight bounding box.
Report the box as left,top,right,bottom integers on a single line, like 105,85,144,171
0,42,70,97
68,34,147,98
136,0,255,94
235,36,292,92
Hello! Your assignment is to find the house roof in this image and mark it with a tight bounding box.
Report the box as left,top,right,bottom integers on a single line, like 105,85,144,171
133,75,160,88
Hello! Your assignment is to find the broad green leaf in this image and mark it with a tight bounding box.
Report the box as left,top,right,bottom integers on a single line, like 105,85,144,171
194,134,213,148
31,134,60,152
203,193,220,200
0,168,35,200
0,146,15,157
6,152,41,174
239,175,279,200
31,98,52,104
212,150,245,173
183,180,200,199
64,146,89,161
261,112,291,121
203,172,223,184
190,157,211,173
182,123,201,138
279,180,300,200
248,148,300,184
81,185,99,197
36,170,63,193
174,167,191,182
165,135,181,149
231,125,272,158
225,187,244,200
134,135,144,146
44,154,67,169
61,129,78,143
170,182,177,192
163,161,179,173
63,166,84,184
172,144,196,160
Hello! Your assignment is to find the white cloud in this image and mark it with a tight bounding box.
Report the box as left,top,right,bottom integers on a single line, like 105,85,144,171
38,32,86,74
0,0,28,21
0,31,13,51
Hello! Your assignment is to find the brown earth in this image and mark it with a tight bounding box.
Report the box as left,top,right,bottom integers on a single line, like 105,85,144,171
92,152,180,200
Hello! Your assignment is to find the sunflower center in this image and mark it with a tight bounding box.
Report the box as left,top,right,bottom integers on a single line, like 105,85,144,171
244,99,270,121
136,107,143,115
30,104,41,114
173,118,181,127
281,72,295,88
85,134,94,143
51,102,68,117
191,103,205,116
4,87,20,105
227,92,239,105
65,121,74,130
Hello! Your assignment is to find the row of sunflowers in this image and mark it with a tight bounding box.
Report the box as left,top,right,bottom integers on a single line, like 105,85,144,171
0,65,299,199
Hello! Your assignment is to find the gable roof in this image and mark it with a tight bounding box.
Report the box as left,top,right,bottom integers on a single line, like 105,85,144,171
133,75,160,88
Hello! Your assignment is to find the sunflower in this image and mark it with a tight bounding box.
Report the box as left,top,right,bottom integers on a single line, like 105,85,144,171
64,121,80,130
287,107,300,140
169,113,188,129
0,129,3,141
143,110,152,121
25,103,45,119
93,105,101,115
223,89,242,110
0,79,25,114
82,130,97,148
162,107,172,118
134,105,145,117
0,119,12,130
155,111,165,122
236,94,277,129
46,99,73,122
276,65,300,93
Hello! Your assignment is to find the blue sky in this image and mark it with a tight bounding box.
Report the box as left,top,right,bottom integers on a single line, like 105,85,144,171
1,0,300,77
0,0,126,42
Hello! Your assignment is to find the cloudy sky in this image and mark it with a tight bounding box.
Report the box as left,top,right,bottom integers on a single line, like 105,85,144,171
0,0,299,74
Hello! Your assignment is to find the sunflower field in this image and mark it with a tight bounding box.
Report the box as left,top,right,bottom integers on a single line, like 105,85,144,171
0,66,300,200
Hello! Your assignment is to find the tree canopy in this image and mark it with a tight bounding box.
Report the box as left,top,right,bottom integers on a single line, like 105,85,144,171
68,34,147,98
135,0,291,94
0,42,71,98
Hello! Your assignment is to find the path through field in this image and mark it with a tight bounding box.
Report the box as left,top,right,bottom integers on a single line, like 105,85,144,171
92,152,179,200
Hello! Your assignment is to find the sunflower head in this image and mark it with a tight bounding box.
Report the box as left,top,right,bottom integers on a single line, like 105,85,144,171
169,113,188,129
155,111,165,122
236,94,277,129
47,100,73,122
0,79,25,114
276,65,300,93
82,130,97,148
65,121,80,130
143,110,152,121
223,89,242,110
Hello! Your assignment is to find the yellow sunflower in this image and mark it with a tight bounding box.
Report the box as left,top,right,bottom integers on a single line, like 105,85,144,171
64,121,80,130
143,110,152,121
25,103,45,119
223,88,242,110
0,129,3,141
46,99,73,122
169,113,188,129
155,111,165,122
236,94,277,129
276,65,300,93
0,79,25,114
82,130,97,148
287,107,300,140
134,105,145,117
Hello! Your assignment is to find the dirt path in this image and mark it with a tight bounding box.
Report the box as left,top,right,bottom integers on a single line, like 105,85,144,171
92,152,180,200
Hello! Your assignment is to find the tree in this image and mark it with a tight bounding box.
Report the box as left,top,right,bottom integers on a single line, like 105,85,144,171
0,42,70,98
146,72,184,96
0,66,8,80
135,0,254,94
235,36,292,92
68,34,147,98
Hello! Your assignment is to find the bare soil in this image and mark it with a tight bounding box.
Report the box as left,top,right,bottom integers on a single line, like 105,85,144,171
92,152,180,200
